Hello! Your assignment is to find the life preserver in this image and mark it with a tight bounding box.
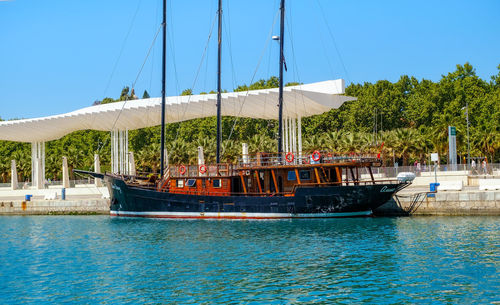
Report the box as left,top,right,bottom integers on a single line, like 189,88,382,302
179,165,187,175
199,164,207,174
245,170,251,176
285,152,294,163
312,150,321,162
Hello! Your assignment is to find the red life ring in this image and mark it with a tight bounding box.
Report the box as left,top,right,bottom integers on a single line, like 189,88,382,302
199,164,207,174
312,150,321,162
285,152,294,163
179,165,187,175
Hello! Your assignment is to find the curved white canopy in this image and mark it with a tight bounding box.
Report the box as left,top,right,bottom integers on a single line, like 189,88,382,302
0,79,355,143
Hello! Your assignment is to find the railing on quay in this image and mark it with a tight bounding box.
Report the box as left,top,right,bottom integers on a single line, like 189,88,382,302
364,163,500,178
0,179,98,189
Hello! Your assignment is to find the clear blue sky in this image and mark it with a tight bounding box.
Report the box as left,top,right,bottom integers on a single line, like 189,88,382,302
1,0,499,120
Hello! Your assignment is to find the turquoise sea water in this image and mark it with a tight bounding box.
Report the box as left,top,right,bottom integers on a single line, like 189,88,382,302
0,216,498,304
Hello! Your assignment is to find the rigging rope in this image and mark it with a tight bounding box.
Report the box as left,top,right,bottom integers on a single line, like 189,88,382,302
173,12,219,142
314,0,351,83
132,24,163,89
103,0,144,97
222,9,280,157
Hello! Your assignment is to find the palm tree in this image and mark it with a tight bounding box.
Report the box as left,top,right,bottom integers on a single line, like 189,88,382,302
304,134,325,151
339,132,360,154
195,137,216,163
391,128,423,166
322,131,343,153
475,127,499,163
166,140,190,165
0,156,9,183
248,134,275,153
221,140,240,163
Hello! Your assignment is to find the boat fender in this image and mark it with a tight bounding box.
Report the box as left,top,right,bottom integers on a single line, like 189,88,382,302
312,150,321,162
199,164,207,174
285,152,294,163
179,165,187,175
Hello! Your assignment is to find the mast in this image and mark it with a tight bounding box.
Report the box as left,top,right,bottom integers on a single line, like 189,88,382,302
160,0,167,178
216,0,222,164
277,0,285,158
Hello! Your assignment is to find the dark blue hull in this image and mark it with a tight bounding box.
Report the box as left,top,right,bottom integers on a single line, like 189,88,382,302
107,175,407,219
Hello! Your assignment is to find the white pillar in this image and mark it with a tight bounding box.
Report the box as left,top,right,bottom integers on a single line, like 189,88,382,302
110,129,129,174
242,143,249,164
128,152,136,177
197,146,205,177
94,154,103,187
62,156,70,188
125,129,129,174
11,160,18,190
298,116,303,163
36,158,43,190
31,142,45,189
288,118,297,156
284,115,289,153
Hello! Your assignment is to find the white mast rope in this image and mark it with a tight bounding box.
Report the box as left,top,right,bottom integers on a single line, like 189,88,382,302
315,0,351,84
223,9,280,154
132,25,163,90
103,0,144,97
173,12,218,142
148,0,161,93
285,5,308,157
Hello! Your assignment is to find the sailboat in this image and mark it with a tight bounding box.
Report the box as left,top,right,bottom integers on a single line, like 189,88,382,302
79,0,412,219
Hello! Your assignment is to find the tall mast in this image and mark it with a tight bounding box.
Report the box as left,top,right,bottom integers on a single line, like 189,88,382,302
277,0,285,157
216,0,222,164
160,0,167,178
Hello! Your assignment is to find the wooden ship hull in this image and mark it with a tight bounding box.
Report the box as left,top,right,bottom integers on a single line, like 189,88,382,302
104,156,410,219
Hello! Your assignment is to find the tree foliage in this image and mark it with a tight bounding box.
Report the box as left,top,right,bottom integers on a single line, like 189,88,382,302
0,63,498,181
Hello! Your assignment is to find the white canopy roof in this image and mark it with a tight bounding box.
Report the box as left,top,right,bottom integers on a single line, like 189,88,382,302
0,79,355,143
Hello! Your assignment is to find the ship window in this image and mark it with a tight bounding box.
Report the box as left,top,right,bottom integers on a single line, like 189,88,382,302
176,179,184,188
186,179,196,187
299,170,311,180
213,179,221,188
287,171,296,181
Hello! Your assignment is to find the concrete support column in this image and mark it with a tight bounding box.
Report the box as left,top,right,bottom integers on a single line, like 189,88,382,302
242,143,249,164
110,129,129,174
284,115,289,153
197,146,205,176
298,116,303,162
11,160,18,190
62,156,70,188
94,154,103,187
128,152,136,176
36,158,43,189
31,141,45,189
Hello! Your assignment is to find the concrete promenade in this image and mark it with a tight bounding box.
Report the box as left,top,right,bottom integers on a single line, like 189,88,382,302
375,186,500,216
0,184,110,215
0,176,499,216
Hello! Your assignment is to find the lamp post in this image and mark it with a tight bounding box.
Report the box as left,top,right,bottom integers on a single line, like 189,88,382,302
462,103,471,170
